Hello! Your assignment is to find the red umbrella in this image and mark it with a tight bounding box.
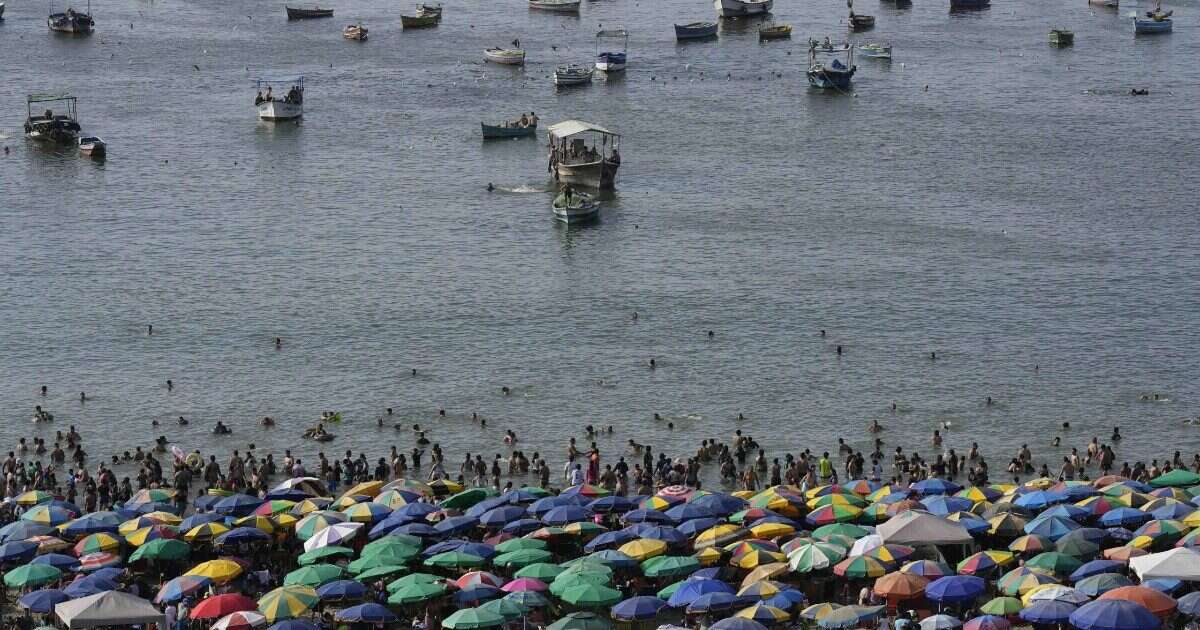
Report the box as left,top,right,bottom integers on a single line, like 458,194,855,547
190,593,259,620
1097,586,1177,619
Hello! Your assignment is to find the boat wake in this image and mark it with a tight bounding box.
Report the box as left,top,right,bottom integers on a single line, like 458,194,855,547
497,185,549,193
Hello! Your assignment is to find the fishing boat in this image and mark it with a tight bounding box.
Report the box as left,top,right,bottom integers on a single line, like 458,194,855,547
416,3,441,17
553,64,594,86
552,188,600,223
78,135,106,156
254,76,304,121
343,24,367,40
401,13,439,27
713,0,772,17
485,47,525,65
285,6,333,19
1133,2,1172,33
848,3,875,31
1088,0,1118,8
1048,28,1073,45
596,28,628,72
547,120,621,189
24,94,82,143
47,5,94,33
481,121,537,139
949,0,988,10
858,42,892,58
759,23,792,40
529,0,580,12
807,39,856,90
674,21,718,40
1,3,6,19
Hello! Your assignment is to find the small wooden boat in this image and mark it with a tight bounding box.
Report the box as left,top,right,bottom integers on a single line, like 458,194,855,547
674,21,718,40
255,76,304,121
553,64,594,86
25,95,82,143
596,28,628,72
713,0,772,17
485,47,525,65
529,0,580,11
808,39,856,90
1134,4,1172,34
849,12,875,30
1048,28,1073,46
552,189,600,223
47,8,94,33
78,135,106,156
481,122,537,139
949,0,989,10
285,6,333,19
0,3,6,19
416,3,441,16
857,42,891,58
758,23,792,40
401,13,439,27
343,24,367,40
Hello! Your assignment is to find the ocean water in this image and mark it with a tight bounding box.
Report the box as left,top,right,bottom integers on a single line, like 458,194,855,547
2,0,1199,486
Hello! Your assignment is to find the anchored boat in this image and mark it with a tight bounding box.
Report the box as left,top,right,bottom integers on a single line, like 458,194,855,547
529,0,580,12
713,0,772,17
24,94,82,143
285,5,333,18
848,1,875,31
1134,1,1172,33
1049,28,1073,45
807,39,856,90
481,120,537,139
596,28,628,72
674,21,718,40
401,4,441,27
254,76,304,121
552,187,600,224
47,4,94,33
858,42,892,59
78,135,106,156
553,64,595,86
343,24,367,40
949,0,989,10
485,47,525,65
547,120,621,190
759,23,792,40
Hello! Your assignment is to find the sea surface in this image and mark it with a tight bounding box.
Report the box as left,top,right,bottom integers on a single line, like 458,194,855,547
2,0,1199,486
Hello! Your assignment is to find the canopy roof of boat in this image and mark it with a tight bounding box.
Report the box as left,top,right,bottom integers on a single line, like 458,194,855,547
597,28,628,37
255,76,305,87
27,93,76,103
548,120,619,139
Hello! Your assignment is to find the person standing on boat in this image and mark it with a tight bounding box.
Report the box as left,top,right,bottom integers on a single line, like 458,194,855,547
264,86,273,102
529,111,538,127
255,91,264,106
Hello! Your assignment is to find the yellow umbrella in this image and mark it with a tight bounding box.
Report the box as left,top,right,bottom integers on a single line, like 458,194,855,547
125,525,179,547
373,490,411,510
694,547,724,567
184,522,230,543
186,559,244,583
331,495,366,511
732,491,756,500
732,550,787,570
274,514,299,530
1021,583,1071,606
740,562,789,589
341,481,383,499
800,603,841,621
1128,535,1155,549
290,499,330,516
258,585,318,622
235,515,277,533
749,522,795,540
28,536,70,553
1022,478,1056,491
1182,510,1200,529
695,524,748,549
143,511,183,526
618,539,667,561
736,604,791,622
15,490,54,506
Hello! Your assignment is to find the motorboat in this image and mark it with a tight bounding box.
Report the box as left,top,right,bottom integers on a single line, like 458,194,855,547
949,0,989,10
674,21,718,40
547,120,621,189
595,28,628,72
485,47,525,65
285,6,333,19
857,42,892,59
481,121,537,139
416,3,442,17
24,94,82,143
759,23,792,40
47,7,94,33
1134,2,1172,33
255,76,304,121
552,189,600,224
529,0,580,12
713,0,772,17
78,135,106,156
343,24,367,40
401,13,439,27
849,12,875,30
807,39,856,90
1049,28,1073,45
553,64,594,86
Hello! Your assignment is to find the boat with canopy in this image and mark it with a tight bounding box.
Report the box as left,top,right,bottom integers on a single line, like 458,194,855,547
547,120,621,190
596,28,628,72
254,76,304,121
24,94,82,143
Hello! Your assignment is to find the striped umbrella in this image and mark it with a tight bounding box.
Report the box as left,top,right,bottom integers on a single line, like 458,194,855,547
78,552,122,572
806,505,862,527
184,522,230,543
735,604,791,624
1009,535,1053,555
125,525,178,547
832,555,888,579
257,586,319,622
73,533,120,556
22,506,74,526
900,560,953,579
957,551,1015,577
294,511,349,541
997,567,1058,596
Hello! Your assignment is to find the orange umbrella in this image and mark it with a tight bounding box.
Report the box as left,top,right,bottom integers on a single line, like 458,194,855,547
1097,586,1177,619
872,572,928,606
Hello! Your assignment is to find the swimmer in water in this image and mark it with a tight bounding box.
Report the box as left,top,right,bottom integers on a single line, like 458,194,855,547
178,416,188,426
836,345,843,356
1052,436,1061,446
166,379,173,391
439,409,446,417
504,430,516,444
632,311,638,321
654,413,662,421
40,386,47,396
275,337,282,348
649,358,656,369
707,330,714,338
1111,426,1122,441
261,416,275,427
931,351,936,360
151,419,159,427
986,396,993,406
502,386,511,396
412,368,417,376
148,324,153,335
487,183,495,192
628,439,643,452
80,392,87,402
868,419,882,433
667,422,674,430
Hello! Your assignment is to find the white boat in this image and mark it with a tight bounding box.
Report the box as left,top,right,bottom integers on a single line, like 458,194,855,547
485,47,526,65
254,76,304,121
1,3,6,19
547,120,621,189
552,189,600,223
858,42,892,59
713,0,772,17
78,135,106,156
553,64,594,86
529,0,580,11
343,24,367,40
596,28,628,72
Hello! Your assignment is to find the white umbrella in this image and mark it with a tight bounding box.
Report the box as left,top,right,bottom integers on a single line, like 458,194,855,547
849,534,883,557
1026,585,1090,605
919,614,962,630
303,521,364,552
211,611,267,630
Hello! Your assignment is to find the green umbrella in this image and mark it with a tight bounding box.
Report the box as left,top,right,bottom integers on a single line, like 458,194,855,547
550,573,612,596
349,548,418,573
642,555,700,578
363,535,422,555
1025,552,1082,577
558,583,622,608
519,486,552,498
1055,536,1099,558
442,607,506,629
787,541,847,573
284,564,344,587
494,549,554,569
388,581,448,604
128,538,190,562
424,551,486,569
1151,469,1200,487
558,562,614,579
356,564,408,582
294,511,347,541
478,597,529,621
657,581,684,600
3,564,62,588
495,538,548,554
297,545,353,566
387,573,441,593
505,591,549,609
547,612,613,630
441,489,491,510
812,523,870,540
980,597,1024,616
515,562,564,581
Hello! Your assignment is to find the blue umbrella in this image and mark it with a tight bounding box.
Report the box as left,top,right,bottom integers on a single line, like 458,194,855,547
911,479,962,496
334,603,397,623
690,494,748,516
542,505,594,526
588,496,635,514
925,576,986,603
1070,559,1124,582
502,519,544,535
192,495,223,512
269,622,319,630
131,501,180,515
316,579,367,601
60,512,121,536
1025,515,1081,541
422,539,471,558
213,494,262,517
1150,504,1194,521
154,576,213,603
1075,573,1133,597
18,589,69,613
688,568,723,580
1177,591,1200,616
1098,508,1151,528
435,515,480,535
667,578,734,608
763,590,806,610
1104,527,1134,543
529,496,579,517
588,550,639,570
479,506,528,527
1061,485,1100,501
393,523,440,538
505,591,549,608
1019,600,1077,624
946,513,990,536
685,592,743,614
0,521,53,543
676,518,723,538
214,526,272,545
89,567,123,582
665,503,716,522
63,575,117,598
748,515,800,529
368,515,413,539
455,585,503,606
625,524,687,545
179,512,224,531
395,503,440,519
465,497,510,518
1069,599,1161,630
710,618,767,630
877,491,914,504
1142,578,1183,595
920,496,973,516
584,529,636,552
1041,504,1089,521
30,553,80,571
624,509,675,524
611,596,668,621
1014,491,1068,510
0,540,38,563
264,488,313,502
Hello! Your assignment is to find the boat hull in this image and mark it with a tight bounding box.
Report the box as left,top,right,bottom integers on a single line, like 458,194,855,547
286,6,333,18
485,49,525,65
47,13,94,33
674,22,719,39
401,14,439,27
1133,18,1171,33
759,25,791,40
257,101,303,120
554,72,594,86
949,0,989,9
858,44,891,58
713,0,772,17
481,123,537,139
79,142,106,156
1,4,6,19
554,160,618,189
528,0,580,11
595,53,626,72
807,66,855,90
553,202,600,223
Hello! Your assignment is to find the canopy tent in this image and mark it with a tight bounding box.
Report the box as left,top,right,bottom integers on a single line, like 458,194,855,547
877,511,973,546
1128,548,1200,581
55,590,165,629
546,120,618,140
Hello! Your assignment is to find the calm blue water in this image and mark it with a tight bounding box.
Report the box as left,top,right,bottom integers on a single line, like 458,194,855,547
2,0,1199,484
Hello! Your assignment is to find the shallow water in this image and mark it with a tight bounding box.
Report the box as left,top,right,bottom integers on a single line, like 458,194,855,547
2,0,1199,486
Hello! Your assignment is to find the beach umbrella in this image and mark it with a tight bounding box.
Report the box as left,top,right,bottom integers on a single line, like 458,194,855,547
214,527,271,546
1025,585,1090,605
978,597,1023,616
253,500,297,517
214,494,264,517
997,567,1058,597
155,575,211,603
1025,515,1080,541
4,563,62,588
962,615,1008,630
348,548,418,574
187,559,244,583
442,607,506,629
22,505,74,527
340,501,393,524
901,559,952,579
685,592,742,614
61,512,121,537
667,578,735,607
77,551,122,572
1150,469,1200,488
735,603,791,624
832,555,887,578
211,611,268,630
479,506,528,527
505,590,548,609
479,598,530,622
1099,508,1152,528
624,508,675,525
587,496,634,514
787,541,847,573
284,563,344,587
921,496,974,516
1097,585,1176,618
919,614,963,629
62,574,116,598
1075,573,1133,597
496,538,546,553
125,524,178,546
515,562,565,581
873,571,929,604
333,603,397,624
926,575,986,604
502,577,547,593
1070,559,1124,582
864,544,915,565
72,532,120,556
732,549,786,570
806,505,862,527
1026,551,1083,576
184,522,230,543
913,479,962,496
257,586,318,622
297,545,354,566
267,622,317,630
492,548,553,568
30,553,79,571
442,488,492,510
425,550,486,569
812,523,870,540
618,538,667,561
1018,600,1077,625
454,571,504,590
316,579,366,601
817,605,885,629
584,549,637,570
957,551,1014,576
1014,491,1067,511
1070,599,1161,630
643,555,700,578
16,491,55,507
612,596,668,621
1009,534,1053,555
1102,546,1148,562
547,612,611,630
1176,591,1200,616
302,521,363,552
0,522,53,544
387,581,448,604
293,511,348,541
129,538,190,562
18,589,69,614
736,581,784,600
191,593,259,619
355,564,408,582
